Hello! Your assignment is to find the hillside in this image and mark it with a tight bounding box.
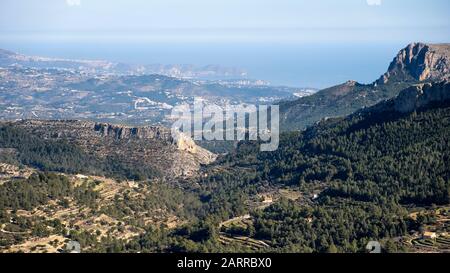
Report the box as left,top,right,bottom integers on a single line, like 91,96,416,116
0,120,215,180
0,48,246,79
192,80,450,252
280,43,450,131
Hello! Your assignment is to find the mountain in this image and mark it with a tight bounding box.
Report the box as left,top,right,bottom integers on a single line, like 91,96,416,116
1,44,450,253
0,120,215,179
191,80,450,253
0,61,307,126
280,43,450,131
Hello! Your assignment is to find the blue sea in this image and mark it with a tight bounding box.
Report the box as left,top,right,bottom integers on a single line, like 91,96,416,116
0,40,407,89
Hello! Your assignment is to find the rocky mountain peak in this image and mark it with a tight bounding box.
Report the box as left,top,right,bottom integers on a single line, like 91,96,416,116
93,123,172,141
378,43,450,84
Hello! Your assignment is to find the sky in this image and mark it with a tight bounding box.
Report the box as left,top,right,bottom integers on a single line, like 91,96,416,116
0,0,449,43
0,0,449,88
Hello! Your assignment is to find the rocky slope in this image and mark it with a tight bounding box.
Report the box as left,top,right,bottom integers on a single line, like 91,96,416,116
0,49,115,72
5,120,216,178
280,43,450,131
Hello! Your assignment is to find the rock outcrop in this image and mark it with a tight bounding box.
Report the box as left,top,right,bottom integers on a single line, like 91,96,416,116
92,123,216,167
394,81,450,113
280,43,450,131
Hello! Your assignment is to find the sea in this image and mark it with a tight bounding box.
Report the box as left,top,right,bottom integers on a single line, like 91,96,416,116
0,40,407,89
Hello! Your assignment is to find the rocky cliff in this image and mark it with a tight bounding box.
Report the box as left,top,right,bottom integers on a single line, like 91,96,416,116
280,43,450,131
394,81,450,113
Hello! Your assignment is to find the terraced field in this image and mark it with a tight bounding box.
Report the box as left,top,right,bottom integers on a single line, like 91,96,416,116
404,207,450,253
218,215,270,251
0,169,189,253
411,237,450,253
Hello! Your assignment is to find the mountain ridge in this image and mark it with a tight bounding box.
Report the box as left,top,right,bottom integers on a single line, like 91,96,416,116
280,42,450,131
0,47,247,80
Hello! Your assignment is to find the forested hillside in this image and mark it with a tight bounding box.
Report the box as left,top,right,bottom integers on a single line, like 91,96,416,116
1,82,449,253
182,83,450,252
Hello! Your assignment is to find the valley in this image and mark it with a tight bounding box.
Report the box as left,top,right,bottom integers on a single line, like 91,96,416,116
0,49,315,126
0,43,449,253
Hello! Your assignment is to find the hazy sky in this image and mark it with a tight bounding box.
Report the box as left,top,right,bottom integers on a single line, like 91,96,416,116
0,0,449,43
0,0,449,87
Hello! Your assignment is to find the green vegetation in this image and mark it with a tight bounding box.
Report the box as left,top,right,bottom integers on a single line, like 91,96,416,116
0,101,449,253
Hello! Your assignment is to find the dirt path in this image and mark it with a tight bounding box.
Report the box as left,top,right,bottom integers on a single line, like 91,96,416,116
0,224,30,235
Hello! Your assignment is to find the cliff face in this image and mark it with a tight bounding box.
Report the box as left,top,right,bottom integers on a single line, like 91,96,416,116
92,123,214,164
8,120,216,178
93,123,173,141
379,43,450,84
394,81,450,113
280,43,450,131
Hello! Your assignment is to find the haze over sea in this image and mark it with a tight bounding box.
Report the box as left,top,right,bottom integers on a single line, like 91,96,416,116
2,0,449,88
0,40,418,89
